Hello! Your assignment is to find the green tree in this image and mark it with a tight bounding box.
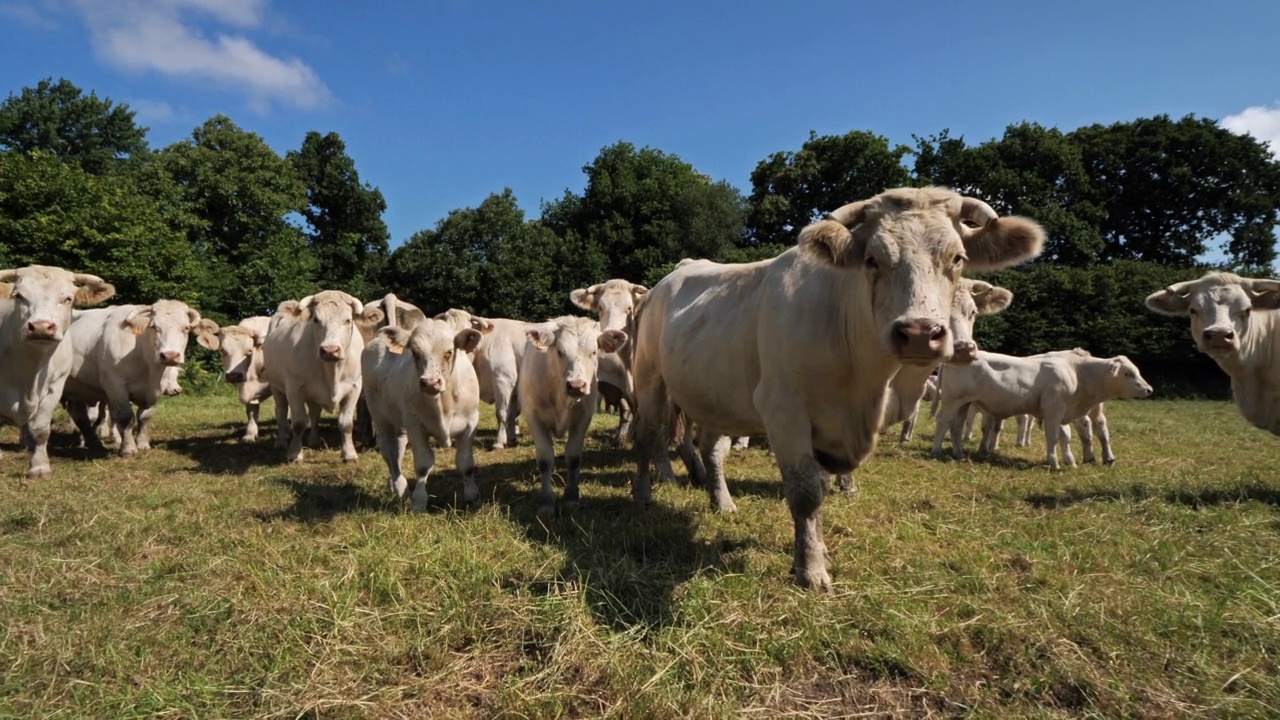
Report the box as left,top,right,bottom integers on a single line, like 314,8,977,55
0,78,149,174
541,142,746,283
0,150,199,303
155,115,315,322
1068,115,1280,268
747,130,912,246
287,131,390,299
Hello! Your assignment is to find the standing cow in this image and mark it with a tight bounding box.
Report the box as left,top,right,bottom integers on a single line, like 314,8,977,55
0,266,115,477
62,300,203,458
354,294,427,445
437,309,536,449
1146,273,1280,434
264,291,382,463
362,318,483,510
631,187,1044,589
518,316,628,516
570,279,647,442
195,316,273,442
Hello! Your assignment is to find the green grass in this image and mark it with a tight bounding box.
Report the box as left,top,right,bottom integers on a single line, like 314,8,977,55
2,394,1278,718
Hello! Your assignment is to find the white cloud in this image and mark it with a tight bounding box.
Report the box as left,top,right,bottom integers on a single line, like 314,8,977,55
70,0,329,110
1222,102,1280,155
129,98,176,125
0,1,58,29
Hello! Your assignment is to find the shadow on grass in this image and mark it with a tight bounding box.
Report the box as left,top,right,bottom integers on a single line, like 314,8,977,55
254,476,389,523
1025,481,1280,509
908,446,1044,472
165,417,366,475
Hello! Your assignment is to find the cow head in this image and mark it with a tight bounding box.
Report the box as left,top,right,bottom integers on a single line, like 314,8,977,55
1103,355,1154,399
197,319,267,384
123,300,201,367
295,291,381,362
382,319,482,396
0,265,115,343
799,187,1043,366
526,316,627,400
1145,273,1280,358
570,279,648,332
948,279,1014,364
357,293,428,343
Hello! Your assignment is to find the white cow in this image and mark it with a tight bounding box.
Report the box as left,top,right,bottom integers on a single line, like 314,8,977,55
362,318,483,511
62,300,203,458
931,350,1153,469
518,316,627,516
632,186,1044,589
0,266,115,477
570,279,647,441
437,309,536,449
1146,273,1280,434
264,291,382,463
195,315,273,441
354,294,427,445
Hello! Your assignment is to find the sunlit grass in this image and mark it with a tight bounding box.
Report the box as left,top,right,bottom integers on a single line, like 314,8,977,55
1,394,1277,717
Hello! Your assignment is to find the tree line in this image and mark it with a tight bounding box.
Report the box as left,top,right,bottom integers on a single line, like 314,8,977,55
3,77,1279,395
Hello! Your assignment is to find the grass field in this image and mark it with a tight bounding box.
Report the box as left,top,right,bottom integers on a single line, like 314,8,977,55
1,393,1278,718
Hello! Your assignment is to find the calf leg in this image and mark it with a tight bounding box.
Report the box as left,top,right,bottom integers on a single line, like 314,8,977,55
529,420,558,517
1016,415,1033,447
66,400,103,451
492,379,517,449
698,428,736,512
377,423,409,500
1075,415,1096,464
961,405,979,443
407,427,436,512
1093,408,1115,465
900,405,919,442
243,401,260,442
931,400,965,459
455,423,480,508
1058,423,1076,467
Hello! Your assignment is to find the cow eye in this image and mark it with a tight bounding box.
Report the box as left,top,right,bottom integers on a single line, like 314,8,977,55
864,255,879,271
345,318,352,325
953,254,967,267
10,291,24,302
1188,308,1197,316
444,351,453,360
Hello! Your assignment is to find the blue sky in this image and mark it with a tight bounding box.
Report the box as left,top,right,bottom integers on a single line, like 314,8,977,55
2,0,1279,249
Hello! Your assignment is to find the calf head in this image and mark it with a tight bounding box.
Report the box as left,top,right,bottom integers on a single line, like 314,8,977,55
196,319,265,384
293,291,382,362
570,279,648,332
1103,355,1154,399
357,293,428,343
436,308,496,335
382,319,482,396
1146,273,1280,358
526,316,628,399
948,279,1014,364
0,265,115,343
799,187,1043,366
124,300,201,366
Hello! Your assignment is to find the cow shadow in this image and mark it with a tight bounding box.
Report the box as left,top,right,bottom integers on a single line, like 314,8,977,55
1025,480,1280,510
254,476,389,523
909,447,1043,472
166,417,364,475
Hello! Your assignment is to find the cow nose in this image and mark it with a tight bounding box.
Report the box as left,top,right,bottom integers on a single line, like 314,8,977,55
892,319,948,360
159,351,183,365
565,379,588,397
951,340,978,363
226,370,246,383
26,320,57,338
419,377,443,395
1202,328,1235,349
319,344,342,361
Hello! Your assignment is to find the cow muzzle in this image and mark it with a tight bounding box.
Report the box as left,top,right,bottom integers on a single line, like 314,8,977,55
159,351,184,366
1202,328,1237,352
226,370,247,383
565,379,589,398
419,377,444,395
950,340,979,364
891,319,949,364
25,320,60,341
319,344,343,362
163,384,183,397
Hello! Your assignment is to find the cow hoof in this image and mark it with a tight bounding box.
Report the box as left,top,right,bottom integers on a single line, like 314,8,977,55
25,467,52,480
411,498,429,513
710,496,739,513
120,449,137,459
240,434,257,443
1104,459,1116,466
491,443,506,451
795,568,833,592
342,453,358,464
536,502,556,519
286,453,303,464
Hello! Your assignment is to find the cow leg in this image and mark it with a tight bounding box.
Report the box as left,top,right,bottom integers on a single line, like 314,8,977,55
1094,410,1115,465
455,424,480,508
698,428,736,512
354,396,373,447
778,451,831,591
948,403,971,461
285,387,309,463
615,397,634,444
306,402,323,448
108,395,138,458
336,392,359,463
931,400,963,460
836,473,856,494
961,405,978,443
24,390,62,479
630,375,673,505
272,389,291,450
99,404,121,445
1058,423,1076,467
492,380,517,449
66,400,104,451
731,436,750,450
529,421,558,517
242,401,260,443
900,405,919,443
133,403,157,452
377,423,409,499
563,417,592,513
407,427,435,512
1075,414,1096,464
675,417,706,487
1016,415,1033,447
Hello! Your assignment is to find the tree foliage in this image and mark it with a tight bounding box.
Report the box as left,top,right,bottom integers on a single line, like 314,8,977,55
0,77,149,174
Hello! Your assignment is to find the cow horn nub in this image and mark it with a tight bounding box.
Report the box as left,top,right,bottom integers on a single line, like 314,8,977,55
826,201,869,227
958,196,999,227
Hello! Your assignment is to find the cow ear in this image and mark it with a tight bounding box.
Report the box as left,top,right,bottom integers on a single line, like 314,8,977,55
1108,357,1125,376
470,317,494,334
974,286,1013,315
277,299,302,318
186,308,201,327
75,280,115,306
630,283,648,299
960,216,1046,272
1245,279,1280,311
598,329,628,354
251,330,266,347
570,286,600,312
398,305,427,331
360,306,386,327
194,319,221,350
454,328,483,353
526,326,556,351
123,306,154,334
0,283,11,299
1144,287,1191,316
796,220,866,267
379,325,410,354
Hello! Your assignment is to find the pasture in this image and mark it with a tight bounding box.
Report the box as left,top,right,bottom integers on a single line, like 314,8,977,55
1,394,1277,718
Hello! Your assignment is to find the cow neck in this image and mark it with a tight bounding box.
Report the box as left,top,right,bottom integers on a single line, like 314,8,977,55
1218,311,1280,433
0,303,66,416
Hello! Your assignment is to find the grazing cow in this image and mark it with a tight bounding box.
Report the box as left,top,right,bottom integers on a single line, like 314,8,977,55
1146,273,1280,434
437,309,536,449
195,316,273,441
362,318,484,511
570,279,647,441
632,187,1045,589
0,266,115,477
62,300,203,458
931,350,1153,469
264,291,382,463
518,316,628,516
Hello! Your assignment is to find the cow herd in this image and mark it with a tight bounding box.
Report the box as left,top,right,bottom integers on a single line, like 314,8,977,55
2,186,1278,590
